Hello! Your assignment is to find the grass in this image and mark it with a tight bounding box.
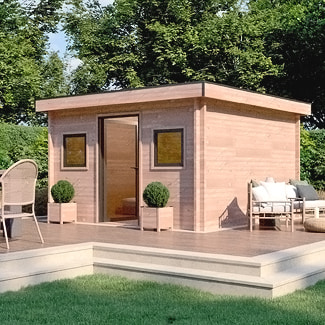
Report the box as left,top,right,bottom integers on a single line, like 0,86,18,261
1,274,325,324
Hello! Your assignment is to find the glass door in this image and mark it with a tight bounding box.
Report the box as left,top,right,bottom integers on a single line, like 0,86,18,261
99,116,138,222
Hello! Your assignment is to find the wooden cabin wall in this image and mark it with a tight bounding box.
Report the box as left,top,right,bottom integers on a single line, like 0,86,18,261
203,100,300,231
141,105,195,231
47,95,301,232
48,110,98,223
48,100,196,228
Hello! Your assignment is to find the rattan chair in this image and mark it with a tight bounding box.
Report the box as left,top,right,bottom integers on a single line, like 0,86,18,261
0,159,44,249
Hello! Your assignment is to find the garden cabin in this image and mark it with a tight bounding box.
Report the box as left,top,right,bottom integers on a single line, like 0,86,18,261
36,82,310,232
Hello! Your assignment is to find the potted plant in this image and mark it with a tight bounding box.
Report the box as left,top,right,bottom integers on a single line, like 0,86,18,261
141,182,173,231
47,180,77,224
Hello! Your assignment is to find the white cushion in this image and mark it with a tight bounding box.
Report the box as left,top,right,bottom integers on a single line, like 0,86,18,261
285,184,297,199
260,181,287,201
304,200,325,209
253,202,292,213
252,186,269,201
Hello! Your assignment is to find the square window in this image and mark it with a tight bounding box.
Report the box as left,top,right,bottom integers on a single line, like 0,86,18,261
154,129,184,167
63,134,86,168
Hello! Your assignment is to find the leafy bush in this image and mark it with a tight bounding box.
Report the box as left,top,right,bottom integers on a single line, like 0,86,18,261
300,127,325,190
35,187,48,216
51,180,75,203
143,182,170,207
0,123,48,188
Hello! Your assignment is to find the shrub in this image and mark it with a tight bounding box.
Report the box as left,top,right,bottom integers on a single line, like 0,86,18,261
0,123,48,188
35,187,48,216
143,182,170,208
51,180,75,203
301,127,325,190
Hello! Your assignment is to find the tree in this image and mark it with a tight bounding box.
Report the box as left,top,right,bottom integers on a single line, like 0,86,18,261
64,0,281,92
249,0,325,129
0,0,67,125
64,0,324,128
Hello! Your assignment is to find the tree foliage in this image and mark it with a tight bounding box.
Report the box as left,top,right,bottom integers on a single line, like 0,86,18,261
64,0,324,128
0,0,67,125
64,0,281,91
251,0,325,129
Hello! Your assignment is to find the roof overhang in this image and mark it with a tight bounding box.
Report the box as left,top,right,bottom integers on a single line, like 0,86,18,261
35,82,311,116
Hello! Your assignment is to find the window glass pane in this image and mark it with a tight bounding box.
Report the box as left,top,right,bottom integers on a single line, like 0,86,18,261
64,134,86,167
154,129,183,166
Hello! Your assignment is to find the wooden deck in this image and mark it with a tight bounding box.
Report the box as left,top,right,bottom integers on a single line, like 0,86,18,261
2,218,325,257
2,218,325,298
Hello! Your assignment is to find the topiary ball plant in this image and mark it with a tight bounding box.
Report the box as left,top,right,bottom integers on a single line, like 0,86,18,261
143,182,170,208
51,180,75,203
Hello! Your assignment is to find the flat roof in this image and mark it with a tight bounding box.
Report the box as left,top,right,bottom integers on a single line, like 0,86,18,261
35,82,311,116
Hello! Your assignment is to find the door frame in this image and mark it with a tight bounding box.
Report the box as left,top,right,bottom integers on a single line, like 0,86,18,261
98,114,139,222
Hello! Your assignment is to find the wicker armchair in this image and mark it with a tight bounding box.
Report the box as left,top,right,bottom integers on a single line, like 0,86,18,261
0,159,44,249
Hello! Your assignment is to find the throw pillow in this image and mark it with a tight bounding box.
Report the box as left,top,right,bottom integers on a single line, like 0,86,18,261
260,181,287,201
289,179,309,187
296,185,319,200
252,186,269,201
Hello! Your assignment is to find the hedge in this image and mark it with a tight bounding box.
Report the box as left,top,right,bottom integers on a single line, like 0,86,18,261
0,122,48,188
300,127,325,190
0,123,48,215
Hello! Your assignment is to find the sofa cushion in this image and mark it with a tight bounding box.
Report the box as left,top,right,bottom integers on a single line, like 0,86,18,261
296,184,319,200
253,203,292,213
252,186,269,201
260,181,287,201
285,184,297,199
304,200,325,209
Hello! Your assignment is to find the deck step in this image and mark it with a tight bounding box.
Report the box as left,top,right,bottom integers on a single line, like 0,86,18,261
93,243,263,276
93,256,325,298
1,241,325,298
92,241,325,298
93,241,325,277
0,243,94,293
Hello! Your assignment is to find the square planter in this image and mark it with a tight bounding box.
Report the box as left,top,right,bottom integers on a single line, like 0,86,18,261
47,202,77,224
140,206,173,232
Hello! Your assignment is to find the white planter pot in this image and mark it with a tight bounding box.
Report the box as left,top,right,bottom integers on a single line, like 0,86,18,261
141,206,173,232
47,202,77,224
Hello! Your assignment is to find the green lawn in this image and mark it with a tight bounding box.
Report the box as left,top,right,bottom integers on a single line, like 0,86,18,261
1,274,325,324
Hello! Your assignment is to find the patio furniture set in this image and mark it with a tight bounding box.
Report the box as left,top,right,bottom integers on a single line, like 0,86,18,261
247,178,325,232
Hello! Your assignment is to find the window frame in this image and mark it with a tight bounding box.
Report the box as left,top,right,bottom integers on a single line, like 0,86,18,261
62,133,88,170
152,128,185,169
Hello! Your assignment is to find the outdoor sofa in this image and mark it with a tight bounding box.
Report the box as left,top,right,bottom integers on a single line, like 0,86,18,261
247,179,325,231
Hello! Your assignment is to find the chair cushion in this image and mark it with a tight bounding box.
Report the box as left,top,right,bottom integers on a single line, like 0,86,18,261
296,184,319,200
252,186,269,201
304,200,325,209
260,181,287,201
